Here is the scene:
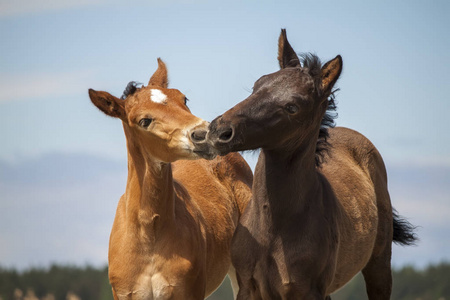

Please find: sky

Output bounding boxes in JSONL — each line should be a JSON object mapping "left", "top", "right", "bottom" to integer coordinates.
{"left": 0, "top": 0, "right": 449, "bottom": 270}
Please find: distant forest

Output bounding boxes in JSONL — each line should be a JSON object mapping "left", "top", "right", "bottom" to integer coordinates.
{"left": 0, "top": 262, "right": 449, "bottom": 300}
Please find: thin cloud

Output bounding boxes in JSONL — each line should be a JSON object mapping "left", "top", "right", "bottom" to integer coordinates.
{"left": 0, "top": 70, "right": 97, "bottom": 102}
{"left": 0, "top": 0, "right": 106, "bottom": 17}
{"left": 0, "top": 0, "right": 204, "bottom": 17}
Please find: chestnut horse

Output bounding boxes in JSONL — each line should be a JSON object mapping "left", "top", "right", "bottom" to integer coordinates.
{"left": 204, "top": 30, "right": 416, "bottom": 299}
{"left": 88, "top": 59, "right": 252, "bottom": 299}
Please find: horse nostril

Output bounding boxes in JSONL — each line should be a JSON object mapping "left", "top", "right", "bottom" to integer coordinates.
{"left": 218, "top": 127, "right": 234, "bottom": 142}
{"left": 191, "top": 129, "right": 207, "bottom": 142}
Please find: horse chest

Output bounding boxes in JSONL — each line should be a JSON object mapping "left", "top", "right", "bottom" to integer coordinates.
{"left": 248, "top": 248, "right": 310, "bottom": 299}
{"left": 233, "top": 205, "right": 338, "bottom": 298}
{"left": 133, "top": 272, "right": 174, "bottom": 300}
{"left": 110, "top": 237, "right": 199, "bottom": 300}
{"left": 114, "top": 260, "right": 190, "bottom": 300}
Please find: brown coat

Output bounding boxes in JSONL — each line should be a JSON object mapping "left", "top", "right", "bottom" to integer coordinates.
{"left": 89, "top": 59, "right": 252, "bottom": 299}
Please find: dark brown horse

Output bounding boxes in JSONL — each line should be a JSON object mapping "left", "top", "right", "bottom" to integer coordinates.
{"left": 202, "top": 30, "right": 416, "bottom": 299}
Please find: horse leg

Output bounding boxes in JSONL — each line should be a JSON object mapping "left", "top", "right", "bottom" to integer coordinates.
{"left": 228, "top": 266, "right": 239, "bottom": 299}
{"left": 301, "top": 292, "right": 328, "bottom": 300}
{"left": 361, "top": 246, "right": 392, "bottom": 300}
{"left": 236, "top": 282, "right": 259, "bottom": 300}
{"left": 235, "top": 274, "right": 263, "bottom": 300}
{"left": 280, "top": 284, "right": 328, "bottom": 300}
{"left": 111, "top": 288, "right": 118, "bottom": 300}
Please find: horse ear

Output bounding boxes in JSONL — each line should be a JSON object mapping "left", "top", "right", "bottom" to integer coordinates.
{"left": 321, "top": 55, "right": 342, "bottom": 94}
{"left": 88, "top": 89, "right": 126, "bottom": 121}
{"left": 278, "top": 29, "right": 300, "bottom": 69}
{"left": 148, "top": 58, "right": 169, "bottom": 88}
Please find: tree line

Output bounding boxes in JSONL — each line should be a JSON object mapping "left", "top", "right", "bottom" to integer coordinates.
{"left": 0, "top": 262, "right": 449, "bottom": 300}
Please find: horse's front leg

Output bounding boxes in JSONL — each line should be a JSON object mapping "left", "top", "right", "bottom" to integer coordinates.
{"left": 235, "top": 274, "right": 263, "bottom": 300}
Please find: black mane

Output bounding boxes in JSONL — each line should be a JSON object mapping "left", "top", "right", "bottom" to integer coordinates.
{"left": 300, "top": 53, "right": 338, "bottom": 167}
{"left": 120, "top": 81, "right": 142, "bottom": 100}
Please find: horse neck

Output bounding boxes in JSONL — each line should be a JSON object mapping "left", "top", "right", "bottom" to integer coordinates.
{"left": 254, "top": 141, "right": 321, "bottom": 217}
{"left": 123, "top": 127, "right": 175, "bottom": 230}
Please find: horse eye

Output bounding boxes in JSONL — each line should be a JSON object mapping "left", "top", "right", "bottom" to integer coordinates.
{"left": 285, "top": 104, "right": 299, "bottom": 114}
{"left": 139, "top": 118, "right": 152, "bottom": 128}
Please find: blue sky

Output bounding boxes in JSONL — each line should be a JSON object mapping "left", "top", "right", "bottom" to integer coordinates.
{"left": 0, "top": 0, "right": 449, "bottom": 269}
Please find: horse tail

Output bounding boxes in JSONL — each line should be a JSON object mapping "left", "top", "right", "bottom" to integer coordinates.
{"left": 392, "top": 208, "right": 417, "bottom": 246}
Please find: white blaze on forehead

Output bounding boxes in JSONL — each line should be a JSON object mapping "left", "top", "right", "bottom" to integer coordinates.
{"left": 150, "top": 89, "right": 167, "bottom": 103}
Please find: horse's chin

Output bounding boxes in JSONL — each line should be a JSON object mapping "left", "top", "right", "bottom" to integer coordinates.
{"left": 193, "top": 150, "right": 217, "bottom": 160}
{"left": 205, "top": 143, "right": 231, "bottom": 157}
{"left": 212, "top": 138, "right": 250, "bottom": 156}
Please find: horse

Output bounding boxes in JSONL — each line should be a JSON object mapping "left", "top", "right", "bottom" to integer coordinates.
{"left": 88, "top": 58, "right": 252, "bottom": 299}
{"left": 202, "top": 30, "right": 416, "bottom": 299}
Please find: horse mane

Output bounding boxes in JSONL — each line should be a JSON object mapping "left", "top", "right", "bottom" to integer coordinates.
{"left": 120, "top": 81, "right": 142, "bottom": 100}
{"left": 300, "top": 53, "right": 338, "bottom": 167}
